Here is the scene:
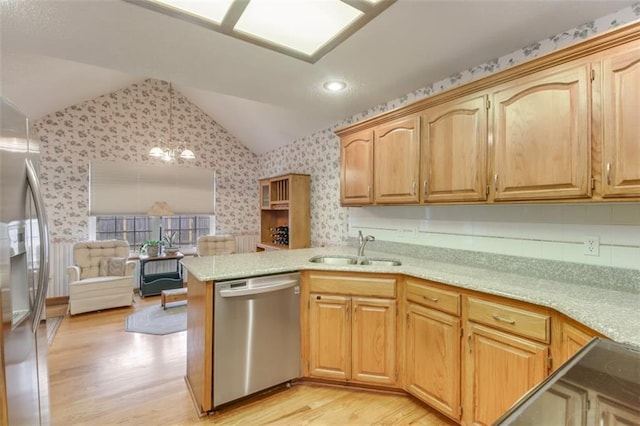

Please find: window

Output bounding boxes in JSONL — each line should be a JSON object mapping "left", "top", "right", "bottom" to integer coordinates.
{"left": 162, "top": 216, "right": 210, "bottom": 247}
{"left": 95, "top": 215, "right": 210, "bottom": 250}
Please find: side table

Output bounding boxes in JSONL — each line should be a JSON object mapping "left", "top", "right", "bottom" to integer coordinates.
{"left": 138, "top": 253, "right": 184, "bottom": 297}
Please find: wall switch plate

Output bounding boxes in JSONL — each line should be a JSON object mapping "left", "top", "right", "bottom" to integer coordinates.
{"left": 583, "top": 236, "right": 600, "bottom": 256}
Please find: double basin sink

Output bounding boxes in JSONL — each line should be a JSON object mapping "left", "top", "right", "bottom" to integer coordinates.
{"left": 308, "top": 255, "right": 402, "bottom": 267}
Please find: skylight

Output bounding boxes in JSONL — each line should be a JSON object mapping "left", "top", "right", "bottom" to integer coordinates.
{"left": 126, "top": 0, "right": 396, "bottom": 63}
{"left": 235, "top": 0, "right": 363, "bottom": 56}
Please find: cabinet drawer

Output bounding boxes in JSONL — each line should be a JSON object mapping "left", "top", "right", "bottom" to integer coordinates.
{"left": 466, "top": 297, "right": 550, "bottom": 343}
{"left": 406, "top": 278, "right": 460, "bottom": 316}
{"left": 308, "top": 272, "right": 396, "bottom": 298}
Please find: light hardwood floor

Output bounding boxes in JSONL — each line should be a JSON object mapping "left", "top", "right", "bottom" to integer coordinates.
{"left": 47, "top": 296, "right": 456, "bottom": 426}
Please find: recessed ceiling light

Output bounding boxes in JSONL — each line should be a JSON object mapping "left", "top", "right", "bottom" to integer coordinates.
{"left": 323, "top": 80, "right": 347, "bottom": 92}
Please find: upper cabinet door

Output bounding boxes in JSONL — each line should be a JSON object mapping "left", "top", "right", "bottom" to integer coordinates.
{"left": 340, "top": 129, "right": 374, "bottom": 205}
{"left": 374, "top": 116, "right": 421, "bottom": 204}
{"left": 421, "top": 94, "right": 488, "bottom": 203}
{"left": 601, "top": 40, "right": 640, "bottom": 198}
{"left": 491, "top": 63, "right": 592, "bottom": 201}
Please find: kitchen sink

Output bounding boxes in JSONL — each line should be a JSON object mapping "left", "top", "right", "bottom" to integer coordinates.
{"left": 308, "top": 255, "right": 358, "bottom": 265}
{"left": 359, "top": 258, "right": 402, "bottom": 266}
{"left": 308, "top": 255, "right": 402, "bottom": 266}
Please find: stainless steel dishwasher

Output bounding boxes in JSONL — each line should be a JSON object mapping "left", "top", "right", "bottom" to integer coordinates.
{"left": 213, "top": 272, "right": 300, "bottom": 408}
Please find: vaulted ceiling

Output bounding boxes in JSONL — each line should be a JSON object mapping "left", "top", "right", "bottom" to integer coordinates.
{"left": 1, "top": 0, "right": 635, "bottom": 155}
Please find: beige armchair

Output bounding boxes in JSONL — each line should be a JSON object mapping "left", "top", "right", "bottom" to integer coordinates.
{"left": 197, "top": 235, "right": 236, "bottom": 256}
{"left": 67, "top": 240, "right": 135, "bottom": 315}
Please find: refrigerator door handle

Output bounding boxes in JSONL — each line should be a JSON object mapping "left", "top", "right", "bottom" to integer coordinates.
{"left": 26, "top": 158, "right": 50, "bottom": 333}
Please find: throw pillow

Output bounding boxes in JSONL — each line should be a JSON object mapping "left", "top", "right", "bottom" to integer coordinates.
{"left": 98, "top": 257, "right": 126, "bottom": 276}
{"left": 98, "top": 258, "right": 109, "bottom": 277}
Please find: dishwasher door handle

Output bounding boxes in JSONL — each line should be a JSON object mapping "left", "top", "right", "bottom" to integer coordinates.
{"left": 219, "top": 280, "right": 298, "bottom": 298}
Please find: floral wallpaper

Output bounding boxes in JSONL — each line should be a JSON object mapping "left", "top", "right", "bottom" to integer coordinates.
{"left": 33, "top": 78, "right": 259, "bottom": 243}
{"left": 258, "top": 4, "right": 640, "bottom": 247}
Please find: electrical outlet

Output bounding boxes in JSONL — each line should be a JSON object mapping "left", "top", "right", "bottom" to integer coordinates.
{"left": 396, "top": 228, "right": 416, "bottom": 239}
{"left": 583, "top": 236, "right": 600, "bottom": 256}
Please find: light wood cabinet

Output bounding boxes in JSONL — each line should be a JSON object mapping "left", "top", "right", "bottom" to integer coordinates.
{"left": 601, "top": 40, "right": 640, "bottom": 198}
{"left": 463, "top": 295, "right": 551, "bottom": 425}
{"left": 374, "top": 116, "right": 420, "bottom": 204}
{"left": 340, "top": 129, "right": 374, "bottom": 205}
{"left": 559, "top": 319, "right": 595, "bottom": 366}
{"left": 491, "top": 62, "right": 592, "bottom": 201}
{"left": 596, "top": 395, "right": 640, "bottom": 425}
{"left": 511, "top": 379, "right": 589, "bottom": 426}
{"left": 406, "top": 302, "right": 461, "bottom": 421}
{"left": 464, "top": 322, "right": 549, "bottom": 426}
{"left": 308, "top": 294, "right": 351, "bottom": 381}
{"left": 420, "top": 94, "right": 488, "bottom": 203}
{"left": 351, "top": 297, "right": 397, "bottom": 385}
{"left": 305, "top": 272, "right": 397, "bottom": 386}
{"left": 258, "top": 174, "right": 310, "bottom": 251}
{"left": 335, "top": 22, "right": 640, "bottom": 205}
{"left": 404, "top": 278, "right": 462, "bottom": 421}
{"left": 309, "top": 293, "right": 396, "bottom": 385}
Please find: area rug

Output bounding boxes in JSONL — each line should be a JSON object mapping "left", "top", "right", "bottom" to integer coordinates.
{"left": 125, "top": 302, "right": 187, "bottom": 335}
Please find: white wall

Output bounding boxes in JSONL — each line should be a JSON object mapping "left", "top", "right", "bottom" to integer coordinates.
{"left": 349, "top": 204, "right": 640, "bottom": 269}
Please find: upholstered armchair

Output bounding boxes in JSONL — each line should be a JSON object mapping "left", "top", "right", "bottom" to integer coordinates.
{"left": 67, "top": 240, "right": 135, "bottom": 315}
{"left": 196, "top": 235, "right": 236, "bottom": 256}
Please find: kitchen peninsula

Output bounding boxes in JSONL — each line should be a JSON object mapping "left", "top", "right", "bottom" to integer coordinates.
{"left": 181, "top": 247, "right": 639, "bottom": 423}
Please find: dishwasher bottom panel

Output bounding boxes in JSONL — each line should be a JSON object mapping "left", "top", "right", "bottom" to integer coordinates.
{"left": 213, "top": 273, "right": 300, "bottom": 408}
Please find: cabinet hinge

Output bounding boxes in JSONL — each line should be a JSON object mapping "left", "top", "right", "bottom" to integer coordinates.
{"left": 591, "top": 177, "right": 596, "bottom": 190}
{"left": 547, "top": 356, "right": 553, "bottom": 371}
{"left": 591, "top": 69, "right": 595, "bottom": 81}
{"left": 459, "top": 406, "right": 463, "bottom": 416}
{"left": 485, "top": 96, "right": 491, "bottom": 109}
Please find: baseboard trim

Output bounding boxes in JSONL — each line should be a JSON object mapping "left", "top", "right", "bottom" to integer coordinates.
{"left": 47, "top": 296, "right": 69, "bottom": 306}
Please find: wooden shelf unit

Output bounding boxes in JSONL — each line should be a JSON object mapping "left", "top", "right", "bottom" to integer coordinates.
{"left": 258, "top": 174, "right": 310, "bottom": 251}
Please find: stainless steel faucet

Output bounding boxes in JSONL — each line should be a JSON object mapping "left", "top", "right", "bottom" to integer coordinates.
{"left": 357, "top": 230, "right": 375, "bottom": 257}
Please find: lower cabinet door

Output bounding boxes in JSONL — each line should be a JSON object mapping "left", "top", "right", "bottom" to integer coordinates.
{"left": 405, "top": 303, "right": 461, "bottom": 421}
{"left": 351, "top": 297, "right": 397, "bottom": 385}
{"left": 560, "top": 320, "right": 594, "bottom": 366}
{"left": 465, "top": 322, "right": 548, "bottom": 426}
{"left": 308, "top": 294, "right": 351, "bottom": 381}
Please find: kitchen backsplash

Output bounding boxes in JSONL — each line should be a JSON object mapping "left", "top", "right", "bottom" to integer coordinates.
{"left": 33, "top": 78, "right": 260, "bottom": 243}
{"left": 258, "top": 4, "right": 640, "bottom": 270}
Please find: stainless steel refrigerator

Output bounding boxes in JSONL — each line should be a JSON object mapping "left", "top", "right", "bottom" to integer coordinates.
{"left": 0, "top": 97, "right": 50, "bottom": 425}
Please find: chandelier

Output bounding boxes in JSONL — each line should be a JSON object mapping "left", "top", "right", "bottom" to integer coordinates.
{"left": 149, "top": 83, "right": 196, "bottom": 162}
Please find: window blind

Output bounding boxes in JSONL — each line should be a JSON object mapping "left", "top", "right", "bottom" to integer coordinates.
{"left": 89, "top": 161, "right": 215, "bottom": 215}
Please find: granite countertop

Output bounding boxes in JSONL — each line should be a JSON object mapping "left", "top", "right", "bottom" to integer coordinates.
{"left": 181, "top": 246, "right": 640, "bottom": 347}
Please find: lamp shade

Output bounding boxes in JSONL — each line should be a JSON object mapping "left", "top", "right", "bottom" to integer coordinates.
{"left": 147, "top": 201, "right": 174, "bottom": 216}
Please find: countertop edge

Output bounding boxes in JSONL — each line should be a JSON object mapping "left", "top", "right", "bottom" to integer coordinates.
{"left": 181, "top": 247, "right": 640, "bottom": 346}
